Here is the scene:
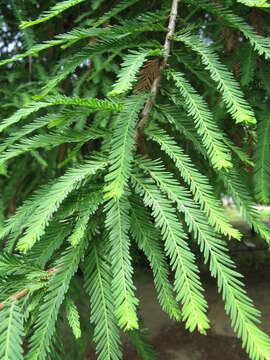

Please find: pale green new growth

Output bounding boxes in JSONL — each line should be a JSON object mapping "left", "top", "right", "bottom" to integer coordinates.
{"left": 105, "top": 94, "right": 146, "bottom": 200}
{"left": 105, "top": 196, "right": 139, "bottom": 330}
{"left": 237, "top": 0, "right": 270, "bottom": 7}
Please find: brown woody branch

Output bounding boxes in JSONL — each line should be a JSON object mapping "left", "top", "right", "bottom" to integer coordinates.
{"left": 0, "top": 267, "right": 58, "bottom": 310}
{"left": 136, "top": 0, "right": 179, "bottom": 133}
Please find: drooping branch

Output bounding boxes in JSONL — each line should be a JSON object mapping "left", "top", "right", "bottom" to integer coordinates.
{"left": 136, "top": 0, "right": 179, "bottom": 132}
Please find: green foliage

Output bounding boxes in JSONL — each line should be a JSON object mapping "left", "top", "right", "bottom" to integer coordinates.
{"left": 167, "top": 70, "right": 232, "bottom": 170}
{"left": 174, "top": 32, "right": 256, "bottom": 124}
{"left": 146, "top": 125, "right": 241, "bottom": 240}
{"left": 0, "top": 96, "right": 120, "bottom": 133}
{"left": 0, "top": 301, "right": 25, "bottom": 360}
{"left": 26, "top": 229, "right": 93, "bottom": 360}
{"left": 128, "top": 325, "right": 156, "bottom": 360}
{"left": 0, "top": 0, "right": 270, "bottom": 359}
{"left": 239, "top": 45, "right": 256, "bottom": 87}
{"left": 0, "top": 127, "right": 106, "bottom": 165}
{"left": 65, "top": 297, "right": 82, "bottom": 339}
{"left": 104, "top": 94, "right": 146, "bottom": 200}
{"left": 236, "top": 0, "right": 270, "bottom": 8}
{"left": 187, "top": 0, "right": 270, "bottom": 60}
{"left": 109, "top": 50, "right": 149, "bottom": 96}
{"left": 14, "top": 157, "right": 106, "bottom": 253}
{"left": 105, "top": 196, "right": 139, "bottom": 330}
{"left": 135, "top": 156, "right": 270, "bottom": 358}
{"left": 221, "top": 168, "right": 270, "bottom": 245}
{"left": 254, "top": 116, "right": 270, "bottom": 204}
{"left": 131, "top": 169, "right": 209, "bottom": 333}
{"left": 84, "top": 239, "right": 122, "bottom": 360}
{"left": 20, "top": 0, "right": 87, "bottom": 28}
{"left": 130, "top": 196, "right": 181, "bottom": 321}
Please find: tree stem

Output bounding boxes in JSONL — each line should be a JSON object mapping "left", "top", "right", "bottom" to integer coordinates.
{"left": 136, "top": 0, "right": 179, "bottom": 132}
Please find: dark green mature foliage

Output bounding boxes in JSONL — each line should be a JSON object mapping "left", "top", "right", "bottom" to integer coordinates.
{"left": 0, "top": 0, "right": 270, "bottom": 359}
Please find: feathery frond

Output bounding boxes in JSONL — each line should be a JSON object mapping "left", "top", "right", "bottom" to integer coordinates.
{"left": 109, "top": 50, "right": 149, "bottom": 96}
{"left": 131, "top": 170, "right": 209, "bottom": 334}
{"left": 68, "top": 192, "right": 103, "bottom": 247}
{"left": 0, "top": 127, "right": 106, "bottom": 165}
{"left": 159, "top": 104, "right": 207, "bottom": 158}
{"left": 186, "top": 0, "right": 270, "bottom": 60}
{"left": 15, "top": 156, "right": 106, "bottom": 252}
{"left": 84, "top": 239, "right": 122, "bottom": 360}
{"left": 130, "top": 196, "right": 181, "bottom": 321}
{"left": 0, "top": 108, "right": 90, "bottom": 152}
{"left": 105, "top": 196, "right": 139, "bottom": 330}
{"left": 26, "top": 226, "right": 94, "bottom": 360}
{"left": 65, "top": 297, "right": 81, "bottom": 340}
{"left": 93, "top": 0, "right": 139, "bottom": 28}
{"left": 0, "top": 16, "right": 163, "bottom": 67}
{"left": 104, "top": 94, "right": 146, "bottom": 200}
{"left": 240, "top": 44, "right": 256, "bottom": 87}
{"left": 26, "top": 221, "right": 72, "bottom": 268}
{"left": 174, "top": 32, "right": 256, "bottom": 124}
{"left": 236, "top": 0, "right": 270, "bottom": 8}
{"left": 220, "top": 168, "right": 270, "bottom": 245}
{"left": 128, "top": 326, "right": 156, "bottom": 360}
{"left": 167, "top": 70, "right": 232, "bottom": 170}
{"left": 20, "top": 0, "right": 87, "bottom": 28}
{"left": 146, "top": 124, "right": 241, "bottom": 239}
{"left": 136, "top": 156, "right": 270, "bottom": 359}
{"left": 0, "top": 96, "right": 120, "bottom": 133}
{"left": 0, "top": 301, "right": 25, "bottom": 360}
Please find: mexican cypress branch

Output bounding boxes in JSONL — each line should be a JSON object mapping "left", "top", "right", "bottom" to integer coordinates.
{"left": 1, "top": 1, "right": 270, "bottom": 359}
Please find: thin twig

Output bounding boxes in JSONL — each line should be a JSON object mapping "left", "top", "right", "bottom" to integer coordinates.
{"left": 0, "top": 267, "right": 58, "bottom": 310}
{"left": 136, "top": 0, "right": 179, "bottom": 132}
